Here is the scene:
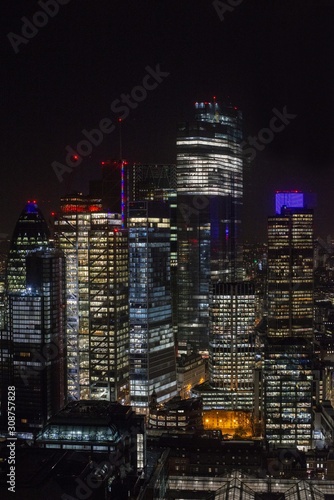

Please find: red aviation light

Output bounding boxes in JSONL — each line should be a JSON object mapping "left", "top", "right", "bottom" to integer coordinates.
{"left": 101, "top": 160, "right": 112, "bottom": 167}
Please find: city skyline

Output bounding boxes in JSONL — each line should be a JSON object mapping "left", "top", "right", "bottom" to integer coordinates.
{"left": 2, "top": 0, "right": 334, "bottom": 242}
{"left": 2, "top": 3, "right": 334, "bottom": 498}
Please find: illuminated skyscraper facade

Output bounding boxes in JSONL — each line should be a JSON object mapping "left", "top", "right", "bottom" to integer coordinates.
{"left": 1, "top": 201, "right": 52, "bottom": 431}
{"left": 128, "top": 163, "right": 177, "bottom": 265}
{"left": 208, "top": 282, "right": 256, "bottom": 409}
{"left": 54, "top": 195, "right": 129, "bottom": 402}
{"left": 267, "top": 208, "right": 314, "bottom": 339}
{"left": 128, "top": 201, "right": 177, "bottom": 413}
{"left": 193, "top": 281, "right": 256, "bottom": 412}
{"left": 177, "top": 101, "right": 243, "bottom": 353}
{"left": 128, "top": 163, "right": 178, "bottom": 336}
{"left": 264, "top": 338, "right": 313, "bottom": 450}
{"left": 265, "top": 207, "right": 314, "bottom": 449}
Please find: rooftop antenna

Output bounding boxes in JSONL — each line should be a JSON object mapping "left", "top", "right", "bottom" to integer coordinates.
{"left": 118, "top": 118, "right": 122, "bottom": 161}
{"left": 118, "top": 118, "right": 126, "bottom": 228}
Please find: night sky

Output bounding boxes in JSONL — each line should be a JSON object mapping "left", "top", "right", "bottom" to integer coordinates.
{"left": 2, "top": 0, "right": 334, "bottom": 241}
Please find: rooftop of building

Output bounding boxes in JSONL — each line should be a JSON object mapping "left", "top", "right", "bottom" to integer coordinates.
{"left": 154, "top": 396, "right": 202, "bottom": 414}
{"left": 0, "top": 446, "right": 138, "bottom": 500}
{"left": 46, "top": 400, "right": 135, "bottom": 426}
{"left": 157, "top": 433, "right": 264, "bottom": 451}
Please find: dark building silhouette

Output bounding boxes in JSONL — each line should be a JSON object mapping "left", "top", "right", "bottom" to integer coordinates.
{"left": 1, "top": 248, "right": 66, "bottom": 433}
{"left": 89, "top": 160, "right": 127, "bottom": 225}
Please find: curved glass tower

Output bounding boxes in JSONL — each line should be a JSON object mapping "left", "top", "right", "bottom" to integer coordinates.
{"left": 6, "top": 201, "right": 50, "bottom": 293}
{"left": 177, "top": 101, "right": 243, "bottom": 354}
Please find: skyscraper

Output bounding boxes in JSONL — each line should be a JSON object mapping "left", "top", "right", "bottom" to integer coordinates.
{"left": 89, "top": 159, "right": 127, "bottom": 226}
{"left": 128, "top": 163, "right": 178, "bottom": 337}
{"left": 264, "top": 205, "right": 314, "bottom": 449}
{"left": 192, "top": 281, "right": 256, "bottom": 420}
{"left": 1, "top": 201, "right": 53, "bottom": 431}
{"left": 267, "top": 207, "right": 314, "bottom": 339}
{"left": 128, "top": 163, "right": 177, "bottom": 202}
{"left": 177, "top": 101, "right": 243, "bottom": 353}
{"left": 54, "top": 194, "right": 129, "bottom": 402}
{"left": 128, "top": 201, "right": 177, "bottom": 413}
{"left": 2, "top": 248, "right": 66, "bottom": 433}
{"left": 208, "top": 281, "right": 256, "bottom": 410}
{"left": 6, "top": 201, "right": 50, "bottom": 293}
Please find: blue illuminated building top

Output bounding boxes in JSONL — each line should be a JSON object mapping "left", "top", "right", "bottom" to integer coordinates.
{"left": 275, "top": 191, "right": 304, "bottom": 214}
{"left": 25, "top": 200, "right": 39, "bottom": 214}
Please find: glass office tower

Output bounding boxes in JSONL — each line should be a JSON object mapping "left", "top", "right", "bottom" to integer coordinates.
{"left": 265, "top": 206, "right": 314, "bottom": 450}
{"left": 128, "top": 163, "right": 177, "bottom": 265}
{"left": 1, "top": 201, "right": 52, "bottom": 431}
{"left": 4, "top": 248, "right": 66, "bottom": 433}
{"left": 128, "top": 164, "right": 178, "bottom": 339}
{"left": 267, "top": 208, "right": 314, "bottom": 340}
{"left": 54, "top": 194, "right": 129, "bottom": 402}
{"left": 177, "top": 101, "right": 243, "bottom": 353}
{"left": 128, "top": 201, "right": 177, "bottom": 413}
